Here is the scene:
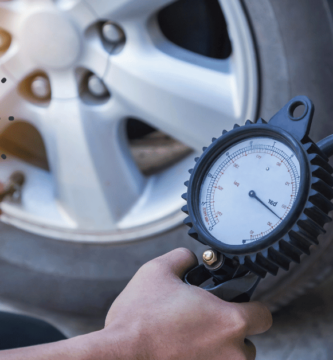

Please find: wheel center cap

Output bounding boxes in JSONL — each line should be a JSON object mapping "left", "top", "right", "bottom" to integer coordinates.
{"left": 22, "top": 11, "right": 81, "bottom": 69}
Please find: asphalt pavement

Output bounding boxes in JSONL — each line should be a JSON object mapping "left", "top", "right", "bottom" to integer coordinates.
{"left": 252, "top": 274, "right": 333, "bottom": 359}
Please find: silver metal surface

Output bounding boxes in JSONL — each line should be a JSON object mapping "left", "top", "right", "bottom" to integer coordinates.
{"left": 31, "top": 76, "right": 51, "bottom": 99}
{"left": 102, "top": 21, "right": 125, "bottom": 44}
{"left": 0, "top": 30, "right": 10, "bottom": 51}
{"left": 0, "top": 0, "right": 258, "bottom": 242}
{"left": 87, "top": 74, "right": 108, "bottom": 97}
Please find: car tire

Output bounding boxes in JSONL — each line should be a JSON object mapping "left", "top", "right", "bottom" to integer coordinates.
{"left": 242, "top": 0, "right": 333, "bottom": 309}
{"left": 0, "top": 0, "right": 333, "bottom": 336}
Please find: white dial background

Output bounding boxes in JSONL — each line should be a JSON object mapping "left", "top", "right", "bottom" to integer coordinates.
{"left": 199, "top": 137, "right": 301, "bottom": 246}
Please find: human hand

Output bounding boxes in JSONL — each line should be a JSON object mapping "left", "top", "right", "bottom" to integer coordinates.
{"left": 103, "top": 248, "right": 272, "bottom": 360}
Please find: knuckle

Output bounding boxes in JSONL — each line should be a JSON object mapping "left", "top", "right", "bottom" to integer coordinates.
{"left": 141, "top": 256, "right": 168, "bottom": 276}
{"left": 141, "top": 248, "right": 196, "bottom": 272}
{"left": 176, "top": 247, "right": 196, "bottom": 258}
{"left": 142, "top": 258, "right": 161, "bottom": 271}
{"left": 139, "top": 258, "right": 162, "bottom": 275}
{"left": 229, "top": 308, "right": 249, "bottom": 335}
{"left": 169, "top": 247, "right": 198, "bottom": 264}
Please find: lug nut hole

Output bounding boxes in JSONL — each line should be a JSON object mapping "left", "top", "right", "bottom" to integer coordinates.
{"left": 102, "top": 22, "right": 125, "bottom": 44}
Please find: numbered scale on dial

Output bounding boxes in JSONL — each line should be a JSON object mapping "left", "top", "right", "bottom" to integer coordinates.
{"left": 182, "top": 96, "right": 333, "bottom": 282}
{"left": 200, "top": 137, "right": 300, "bottom": 246}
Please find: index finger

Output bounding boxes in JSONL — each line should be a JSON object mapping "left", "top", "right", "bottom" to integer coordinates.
{"left": 153, "top": 248, "right": 199, "bottom": 279}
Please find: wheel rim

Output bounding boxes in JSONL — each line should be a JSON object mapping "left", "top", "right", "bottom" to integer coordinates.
{"left": 0, "top": 0, "right": 258, "bottom": 242}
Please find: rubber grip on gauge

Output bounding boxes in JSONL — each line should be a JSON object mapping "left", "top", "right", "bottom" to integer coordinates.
{"left": 184, "top": 265, "right": 261, "bottom": 303}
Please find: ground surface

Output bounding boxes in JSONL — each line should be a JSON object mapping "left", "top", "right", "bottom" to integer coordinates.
{"left": 252, "top": 274, "right": 333, "bottom": 359}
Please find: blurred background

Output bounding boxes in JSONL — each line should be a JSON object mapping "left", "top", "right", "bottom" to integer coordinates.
{"left": 0, "top": 0, "right": 333, "bottom": 357}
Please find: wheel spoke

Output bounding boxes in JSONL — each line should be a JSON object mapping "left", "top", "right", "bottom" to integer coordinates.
{"left": 105, "top": 32, "right": 238, "bottom": 151}
{"left": 0, "top": 72, "right": 16, "bottom": 101}
{"left": 48, "top": 70, "right": 79, "bottom": 99}
{"left": 0, "top": 156, "right": 69, "bottom": 229}
{"left": 60, "top": 0, "right": 98, "bottom": 31}
{"left": 41, "top": 98, "right": 146, "bottom": 229}
{"left": 64, "top": 1, "right": 109, "bottom": 79}
{"left": 0, "top": 89, "right": 44, "bottom": 131}
{"left": 0, "top": 2, "right": 24, "bottom": 34}
{"left": 0, "top": 75, "right": 18, "bottom": 133}
{"left": 78, "top": 41, "right": 109, "bottom": 80}
{"left": 83, "top": 0, "right": 175, "bottom": 20}
{"left": 0, "top": 46, "right": 35, "bottom": 84}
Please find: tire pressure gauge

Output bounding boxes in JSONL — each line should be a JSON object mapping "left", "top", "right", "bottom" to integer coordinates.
{"left": 182, "top": 96, "right": 333, "bottom": 302}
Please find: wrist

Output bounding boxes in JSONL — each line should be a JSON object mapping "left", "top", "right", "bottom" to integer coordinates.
{"left": 58, "top": 330, "right": 121, "bottom": 360}
{"left": 0, "top": 328, "right": 128, "bottom": 360}
{"left": 76, "top": 330, "right": 120, "bottom": 360}
{"left": 83, "top": 325, "right": 137, "bottom": 360}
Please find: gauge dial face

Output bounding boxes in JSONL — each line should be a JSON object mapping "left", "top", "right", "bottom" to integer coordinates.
{"left": 199, "top": 137, "right": 301, "bottom": 246}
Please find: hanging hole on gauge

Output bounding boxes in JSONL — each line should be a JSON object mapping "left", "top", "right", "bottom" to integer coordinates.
{"left": 288, "top": 100, "right": 308, "bottom": 121}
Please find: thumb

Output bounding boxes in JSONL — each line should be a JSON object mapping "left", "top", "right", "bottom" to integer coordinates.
{"left": 156, "top": 248, "right": 198, "bottom": 280}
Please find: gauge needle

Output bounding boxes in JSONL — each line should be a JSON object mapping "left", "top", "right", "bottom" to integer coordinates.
{"left": 249, "top": 190, "right": 282, "bottom": 220}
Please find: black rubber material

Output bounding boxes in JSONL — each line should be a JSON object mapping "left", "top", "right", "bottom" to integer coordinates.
{"left": 184, "top": 265, "right": 261, "bottom": 302}
{"left": 242, "top": 0, "right": 333, "bottom": 310}
{"left": 317, "top": 135, "right": 333, "bottom": 158}
{"left": 184, "top": 123, "right": 311, "bottom": 258}
{"left": 0, "top": 312, "right": 66, "bottom": 350}
{"left": 183, "top": 96, "right": 333, "bottom": 279}
{"left": 244, "top": 0, "right": 333, "bottom": 143}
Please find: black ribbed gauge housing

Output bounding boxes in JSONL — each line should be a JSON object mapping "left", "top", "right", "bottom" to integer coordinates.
{"left": 181, "top": 96, "right": 333, "bottom": 278}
